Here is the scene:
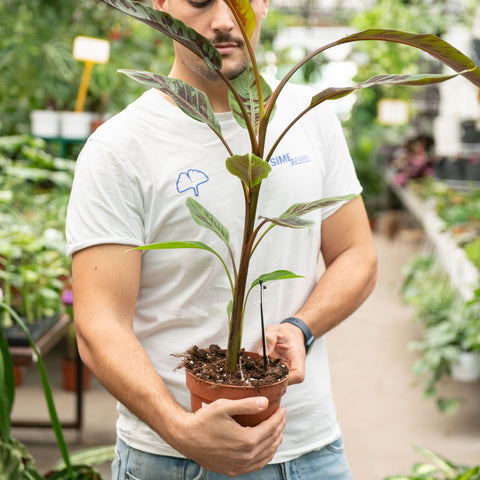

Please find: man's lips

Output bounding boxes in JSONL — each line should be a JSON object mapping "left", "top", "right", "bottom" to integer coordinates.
{"left": 214, "top": 42, "right": 240, "bottom": 55}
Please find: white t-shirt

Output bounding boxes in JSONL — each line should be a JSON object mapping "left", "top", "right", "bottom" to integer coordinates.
{"left": 66, "top": 81, "right": 362, "bottom": 463}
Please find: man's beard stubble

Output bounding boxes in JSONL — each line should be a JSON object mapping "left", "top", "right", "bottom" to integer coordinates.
{"left": 190, "top": 32, "right": 250, "bottom": 82}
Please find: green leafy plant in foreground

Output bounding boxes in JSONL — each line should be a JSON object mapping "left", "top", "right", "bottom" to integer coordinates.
{"left": 99, "top": 0, "right": 480, "bottom": 373}
{"left": 385, "top": 447, "right": 480, "bottom": 480}
{"left": 0, "top": 294, "right": 112, "bottom": 479}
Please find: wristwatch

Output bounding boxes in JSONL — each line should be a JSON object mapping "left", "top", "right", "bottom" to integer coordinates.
{"left": 281, "top": 317, "right": 315, "bottom": 353}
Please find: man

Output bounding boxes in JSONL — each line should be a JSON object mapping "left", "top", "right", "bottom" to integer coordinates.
{"left": 66, "top": 0, "right": 377, "bottom": 478}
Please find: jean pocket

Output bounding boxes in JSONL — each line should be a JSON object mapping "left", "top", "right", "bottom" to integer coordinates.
{"left": 111, "top": 449, "right": 121, "bottom": 480}
{"left": 325, "top": 436, "right": 345, "bottom": 455}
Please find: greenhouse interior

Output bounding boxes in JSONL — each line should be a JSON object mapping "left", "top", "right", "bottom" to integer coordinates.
{"left": 1, "top": 0, "right": 480, "bottom": 479}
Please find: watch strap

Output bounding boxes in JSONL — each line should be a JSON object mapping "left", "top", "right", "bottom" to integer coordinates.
{"left": 281, "top": 317, "right": 315, "bottom": 353}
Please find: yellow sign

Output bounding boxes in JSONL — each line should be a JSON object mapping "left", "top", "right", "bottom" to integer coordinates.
{"left": 73, "top": 36, "right": 110, "bottom": 112}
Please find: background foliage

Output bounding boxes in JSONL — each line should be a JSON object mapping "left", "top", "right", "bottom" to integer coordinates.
{"left": 0, "top": 0, "right": 174, "bottom": 135}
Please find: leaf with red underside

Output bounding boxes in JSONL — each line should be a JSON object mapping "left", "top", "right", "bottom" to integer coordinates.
{"left": 223, "top": 0, "right": 256, "bottom": 38}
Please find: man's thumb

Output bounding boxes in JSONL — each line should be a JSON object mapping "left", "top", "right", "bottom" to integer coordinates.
{"left": 222, "top": 396, "right": 269, "bottom": 417}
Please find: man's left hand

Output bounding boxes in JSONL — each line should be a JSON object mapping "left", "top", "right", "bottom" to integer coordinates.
{"left": 260, "top": 323, "right": 306, "bottom": 385}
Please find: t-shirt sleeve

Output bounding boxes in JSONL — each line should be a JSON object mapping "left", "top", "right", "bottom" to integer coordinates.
{"left": 318, "top": 104, "right": 362, "bottom": 219}
{"left": 65, "top": 137, "right": 145, "bottom": 257}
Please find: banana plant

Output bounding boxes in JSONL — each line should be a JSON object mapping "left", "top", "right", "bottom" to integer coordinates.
{"left": 99, "top": 0, "right": 480, "bottom": 372}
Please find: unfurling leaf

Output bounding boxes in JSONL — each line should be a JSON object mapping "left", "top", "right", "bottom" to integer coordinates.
{"left": 223, "top": 0, "right": 256, "bottom": 38}
{"left": 226, "top": 153, "right": 271, "bottom": 189}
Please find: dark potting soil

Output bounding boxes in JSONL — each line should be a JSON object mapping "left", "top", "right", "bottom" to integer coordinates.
{"left": 179, "top": 344, "right": 289, "bottom": 389}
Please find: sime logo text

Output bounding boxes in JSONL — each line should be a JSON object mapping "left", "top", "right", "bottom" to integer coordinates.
{"left": 270, "top": 152, "right": 311, "bottom": 167}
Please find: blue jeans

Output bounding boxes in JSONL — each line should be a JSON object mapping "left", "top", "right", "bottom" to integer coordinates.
{"left": 112, "top": 437, "right": 352, "bottom": 480}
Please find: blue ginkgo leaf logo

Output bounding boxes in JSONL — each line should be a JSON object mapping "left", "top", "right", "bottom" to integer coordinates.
{"left": 176, "top": 169, "right": 209, "bottom": 197}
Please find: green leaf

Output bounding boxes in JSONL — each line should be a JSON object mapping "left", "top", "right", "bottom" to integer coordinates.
{"left": 226, "top": 153, "right": 271, "bottom": 189}
{"left": 135, "top": 241, "right": 217, "bottom": 255}
{"left": 223, "top": 0, "right": 256, "bottom": 38}
{"left": 412, "top": 462, "right": 438, "bottom": 476}
{"left": 262, "top": 28, "right": 480, "bottom": 151}
{"left": 186, "top": 197, "right": 230, "bottom": 246}
{"left": 259, "top": 194, "right": 357, "bottom": 230}
{"left": 260, "top": 215, "right": 314, "bottom": 229}
{"left": 415, "top": 448, "right": 457, "bottom": 477}
{"left": 437, "top": 397, "right": 460, "bottom": 414}
{"left": 458, "top": 466, "right": 480, "bottom": 480}
{"left": 281, "top": 194, "right": 358, "bottom": 218}
{"left": 250, "top": 270, "right": 304, "bottom": 289}
{"left": 228, "top": 67, "right": 273, "bottom": 129}
{"left": 0, "top": 303, "right": 74, "bottom": 479}
{"left": 311, "top": 72, "right": 466, "bottom": 107}
{"left": 335, "top": 30, "right": 480, "bottom": 88}
{"left": 99, "top": 0, "right": 222, "bottom": 71}
{"left": 0, "top": 328, "right": 14, "bottom": 440}
{"left": 47, "top": 464, "right": 103, "bottom": 480}
{"left": 53, "top": 445, "right": 115, "bottom": 470}
{"left": 135, "top": 241, "right": 235, "bottom": 297}
{"left": 118, "top": 70, "right": 222, "bottom": 138}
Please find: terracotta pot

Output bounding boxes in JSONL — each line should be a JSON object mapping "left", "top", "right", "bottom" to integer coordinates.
{"left": 185, "top": 352, "right": 288, "bottom": 427}
{"left": 13, "top": 366, "right": 23, "bottom": 387}
{"left": 62, "top": 358, "right": 92, "bottom": 392}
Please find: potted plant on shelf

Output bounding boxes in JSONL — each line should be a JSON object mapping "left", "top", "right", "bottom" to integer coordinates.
{"left": 98, "top": 0, "right": 480, "bottom": 424}
{"left": 403, "top": 254, "right": 480, "bottom": 413}
{"left": 0, "top": 136, "right": 73, "bottom": 344}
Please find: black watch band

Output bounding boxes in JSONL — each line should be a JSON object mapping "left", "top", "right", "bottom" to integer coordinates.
{"left": 281, "top": 317, "right": 315, "bottom": 353}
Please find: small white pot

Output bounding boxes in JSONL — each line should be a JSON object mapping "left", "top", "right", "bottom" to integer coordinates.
{"left": 59, "top": 111, "right": 94, "bottom": 140}
{"left": 30, "top": 110, "right": 60, "bottom": 138}
{"left": 451, "top": 351, "right": 480, "bottom": 382}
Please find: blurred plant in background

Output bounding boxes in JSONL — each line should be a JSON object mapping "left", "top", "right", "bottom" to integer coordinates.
{"left": 0, "top": 136, "right": 72, "bottom": 327}
{"left": 0, "top": 0, "right": 174, "bottom": 135}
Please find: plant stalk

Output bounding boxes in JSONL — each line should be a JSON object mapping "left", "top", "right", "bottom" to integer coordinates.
{"left": 225, "top": 184, "right": 261, "bottom": 371}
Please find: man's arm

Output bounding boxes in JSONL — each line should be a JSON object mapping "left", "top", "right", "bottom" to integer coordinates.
{"left": 264, "top": 196, "right": 378, "bottom": 384}
{"left": 72, "top": 244, "right": 286, "bottom": 477}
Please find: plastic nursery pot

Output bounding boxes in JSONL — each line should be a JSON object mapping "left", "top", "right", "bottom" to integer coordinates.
{"left": 451, "top": 351, "right": 480, "bottom": 382}
{"left": 185, "top": 351, "right": 288, "bottom": 427}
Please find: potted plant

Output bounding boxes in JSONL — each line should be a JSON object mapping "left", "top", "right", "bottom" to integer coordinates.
{"left": 403, "top": 255, "right": 480, "bottom": 412}
{"left": 450, "top": 287, "right": 480, "bottom": 382}
{"left": 98, "top": 0, "right": 480, "bottom": 423}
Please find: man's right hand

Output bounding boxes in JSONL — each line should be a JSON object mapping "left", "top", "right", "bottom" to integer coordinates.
{"left": 167, "top": 396, "right": 286, "bottom": 477}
